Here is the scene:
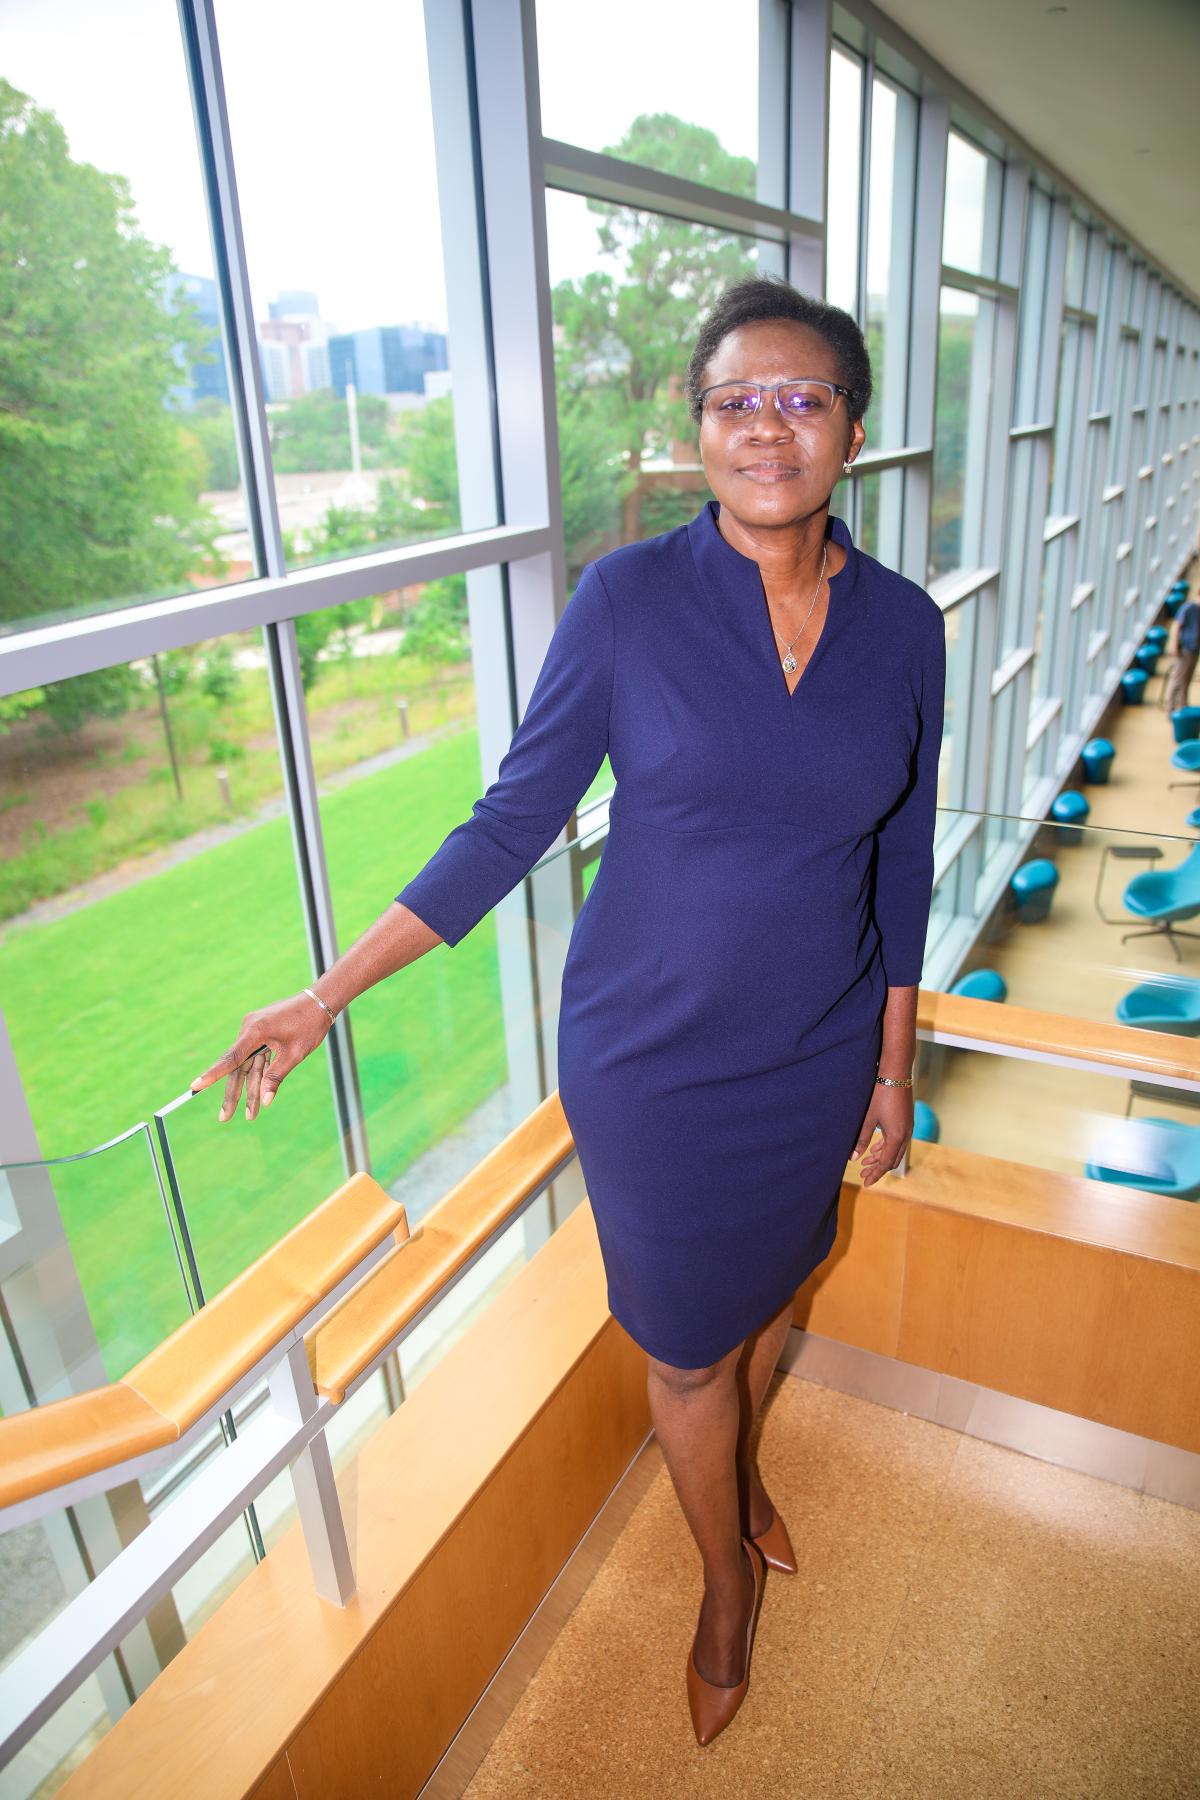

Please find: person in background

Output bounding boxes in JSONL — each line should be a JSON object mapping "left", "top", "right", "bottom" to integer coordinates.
{"left": 1163, "top": 584, "right": 1200, "bottom": 715}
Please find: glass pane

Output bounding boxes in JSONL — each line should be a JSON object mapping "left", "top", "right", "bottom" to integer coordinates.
{"left": 0, "top": 1132, "right": 190, "bottom": 1383}
{"left": 940, "top": 593, "right": 973, "bottom": 826}
{"left": 865, "top": 76, "right": 917, "bottom": 448}
{"left": 930, "top": 289, "right": 995, "bottom": 579}
{"left": 0, "top": 5, "right": 247, "bottom": 634}
{"left": 303, "top": 572, "right": 607, "bottom": 1229}
{"left": 1065, "top": 217, "right": 1089, "bottom": 309}
{"left": 214, "top": 0, "right": 483, "bottom": 569}
{"left": 853, "top": 467, "right": 904, "bottom": 569}
{"left": 1013, "top": 189, "right": 1051, "bottom": 426}
{"left": 546, "top": 190, "right": 766, "bottom": 578}
{"left": 942, "top": 130, "right": 1001, "bottom": 278}
{"left": 826, "top": 46, "right": 863, "bottom": 316}
{"left": 0, "top": 634, "right": 333, "bottom": 1348}
{"left": 535, "top": 0, "right": 761, "bottom": 198}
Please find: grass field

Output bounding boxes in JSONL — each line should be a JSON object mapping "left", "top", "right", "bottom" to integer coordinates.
{"left": 0, "top": 725, "right": 616, "bottom": 1378}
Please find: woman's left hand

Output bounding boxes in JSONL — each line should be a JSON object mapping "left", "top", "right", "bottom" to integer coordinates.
{"left": 852, "top": 1085, "right": 913, "bottom": 1186}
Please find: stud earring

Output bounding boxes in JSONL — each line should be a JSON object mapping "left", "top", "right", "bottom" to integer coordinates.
{"left": 842, "top": 461, "right": 853, "bottom": 475}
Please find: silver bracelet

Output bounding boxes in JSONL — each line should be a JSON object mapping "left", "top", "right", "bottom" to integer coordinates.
{"left": 304, "top": 986, "right": 337, "bottom": 1024}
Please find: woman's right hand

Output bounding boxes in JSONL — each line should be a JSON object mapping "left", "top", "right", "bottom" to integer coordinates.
{"left": 190, "top": 992, "right": 335, "bottom": 1122}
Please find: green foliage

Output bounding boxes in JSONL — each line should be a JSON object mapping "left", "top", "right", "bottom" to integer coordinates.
{"left": 198, "top": 642, "right": 239, "bottom": 706}
{"left": 39, "top": 665, "right": 144, "bottom": 735}
{"left": 552, "top": 114, "right": 754, "bottom": 576}
{"left": 0, "top": 81, "right": 222, "bottom": 647}
{"left": 268, "top": 386, "right": 389, "bottom": 473}
{"left": 397, "top": 574, "right": 468, "bottom": 671}
{"left": 184, "top": 398, "right": 241, "bottom": 492}
{"left": 384, "top": 395, "right": 461, "bottom": 534}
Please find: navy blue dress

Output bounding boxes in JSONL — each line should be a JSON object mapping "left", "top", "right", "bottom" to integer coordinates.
{"left": 396, "top": 502, "right": 947, "bottom": 1368}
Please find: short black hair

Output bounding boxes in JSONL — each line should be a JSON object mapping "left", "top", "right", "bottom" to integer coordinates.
{"left": 685, "top": 275, "right": 873, "bottom": 425}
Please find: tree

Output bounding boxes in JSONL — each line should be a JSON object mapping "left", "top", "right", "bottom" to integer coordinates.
{"left": 0, "top": 81, "right": 223, "bottom": 727}
{"left": 552, "top": 114, "right": 757, "bottom": 573}
{"left": 183, "top": 398, "right": 241, "bottom": 493}
{"left": 269, "top": 386, "right": 389, "bottom": 473}
{"left": 377, "top": 395, "right": 462, "bottom": 537}
{"left": 397, "top": 575, "right": 468, "bottom": 684}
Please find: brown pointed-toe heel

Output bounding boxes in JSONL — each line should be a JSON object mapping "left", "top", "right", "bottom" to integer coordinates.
{"left": 685, "top": 1537, "right": 765, "bottom": 1748}
{"left": 751, "top": 1506, "right": 798, "bottom": 1575}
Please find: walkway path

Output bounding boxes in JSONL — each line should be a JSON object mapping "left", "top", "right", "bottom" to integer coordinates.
{"left": 0, "top": 720, "right": 465, "bottom": 944}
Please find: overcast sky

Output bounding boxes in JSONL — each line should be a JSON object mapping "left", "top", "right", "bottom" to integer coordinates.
{"left": 3, "top": 0, "right": 979, "bottom": 337}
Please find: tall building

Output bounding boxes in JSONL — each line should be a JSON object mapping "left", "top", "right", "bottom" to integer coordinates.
{"left": 162, "top": 271, "right": 230, "bottom": 408}
{"left": 257, "top": 337, "right": 291, "bottom": 404}
{"left": 328, "top": 324, "right": 450, "bottom": 398}
{"left": 268, "top": 289, "right": 320, "bottom": 320}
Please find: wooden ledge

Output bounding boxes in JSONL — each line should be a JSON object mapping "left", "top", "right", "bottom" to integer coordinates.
{"left": 918, "top": 988, "right": 1200, "bottom": 1085}
{"left": 0, "top": 1172, "right": 405, "bottom": 1514}
{"left": 0, "top": 1384, "right": 176, "bottom": 1512}
{"left": 892, "top": 1137, "right": 1200, "bottom": 1270}
{"left": 308, "top": 1093, "right": 575, "bottom": 1405}
{"left": 125, "top": 1171, "right": 405, "bottom": 1429}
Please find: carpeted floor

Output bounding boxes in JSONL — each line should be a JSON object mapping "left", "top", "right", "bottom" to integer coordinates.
{"left": 464, "top": 1372, "right": 1200, "bottom": 1798}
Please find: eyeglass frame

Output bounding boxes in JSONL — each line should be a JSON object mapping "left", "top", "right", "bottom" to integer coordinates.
{"left": 697, "top": 377, "right": 855, "bottom": 424}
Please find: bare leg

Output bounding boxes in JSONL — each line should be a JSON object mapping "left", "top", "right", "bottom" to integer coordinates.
{"left": 647, "top": 1344, "right": 756, "bottom": 1686}
{"left": 734, "top": 1296, "right": 796, "bottom": 1538}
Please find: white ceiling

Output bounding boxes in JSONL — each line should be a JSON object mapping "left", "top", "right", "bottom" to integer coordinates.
{"left": 871, "top": 0, "right": 1200, "bottom": 300}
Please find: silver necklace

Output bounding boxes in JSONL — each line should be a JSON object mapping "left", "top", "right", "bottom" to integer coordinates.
{"left": 771, "top": 540, "right": 828, "bottom": 674}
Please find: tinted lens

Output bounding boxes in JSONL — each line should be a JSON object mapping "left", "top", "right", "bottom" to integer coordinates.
{"left": 706, "top": 384, "right": 761, "bottom": 418}
{"left": 778, "top": 381, "right": 834, "bottom": 416}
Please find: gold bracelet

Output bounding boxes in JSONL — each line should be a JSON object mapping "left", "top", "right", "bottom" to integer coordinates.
{"left": 875, "top": 1064, "right": 913, "bottom": 1088}
{"left": 304, "top": 985, "right": 337, "bottom": 1023}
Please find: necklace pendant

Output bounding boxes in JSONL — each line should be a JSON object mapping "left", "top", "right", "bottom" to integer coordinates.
{"left": 782, "top": 652, "right": 797, "bottom": 674}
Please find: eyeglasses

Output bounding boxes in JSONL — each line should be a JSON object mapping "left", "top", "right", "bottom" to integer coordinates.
{"left": 699, "top": 378, "right": 854, "bottom": 425}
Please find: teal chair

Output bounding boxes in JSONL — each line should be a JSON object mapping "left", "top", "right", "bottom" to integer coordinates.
{"left": 1168, "top": 741, "right": 1200, "bottom": 789}
{"left": 1145, "top": 626, "right": 1168, "bottom": 648}
{"left": 912, "top": 1100, "right": 939, "bottom": 1143}
{"left": 1011, "top": 859, "right": 1059, "bottom": 923}
{"left": 1121, "top": 668, "right": 1149, "bottom": 704}
{"left": 1082, "top": 738, "right": 1115, "bottom": 783}
{"left": 1116, "top": 978, "right": 1200, "bottom": 1035}
{"left": 1134, "top": 646, "right": 1160, "bottom": 676}
{"left": 1051, "top": 790, "right": 1089, "bottom": 846}
{"left": 950, "top": 969, "right": 1008, "bottom": 1002}
{"left": 1171, "top": 707, "right": 1200, "bottom": 744}
{"left": 1121, "top": 841, "right": 1200, "bottom": 958}
{"left": 1085, "top": 1116, "right": 1200, "bottom": 1201}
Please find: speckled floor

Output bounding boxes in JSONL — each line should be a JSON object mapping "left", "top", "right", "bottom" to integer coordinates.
{"left": 463, "top": 1373, "right": 1200, "bottom": 1799}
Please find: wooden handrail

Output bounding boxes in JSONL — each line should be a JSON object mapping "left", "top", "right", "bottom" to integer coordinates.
{"left": 0, "top": 1171, "right": 405, "bottom": 1512}
{"left": 307, "top": 1092, "right": 575, "bottom": 1403}
{"left": 918, "top": 989, "right": 1200, "bottom": 1084}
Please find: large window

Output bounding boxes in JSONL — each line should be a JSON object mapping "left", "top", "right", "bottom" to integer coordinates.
{"left": 864, "top": 75, "right": 917, "bottom": 448}
{"left": 0, "top": 638, "right": 344, "bottom": 1365}
{"left": 214, "top": 0, "right": 480, "bottom": 570}
{"left": 931, "top": 289, "right": 995, "bottom": 578}
{"left": 1, "top": 3, "right": 246, "bottom": 632}
{"left": 546, "top": 190, "right": 765, "bottom": 578}
{"left": 535, "top": 0, "right": 763, "bottom": 196}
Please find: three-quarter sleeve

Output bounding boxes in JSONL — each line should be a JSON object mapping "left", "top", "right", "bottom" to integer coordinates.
{"left": 872, "top": 607, "right": 947, "bottom": 987}
{"left": 395, "top": 562, "right": 615, "bottom": 947}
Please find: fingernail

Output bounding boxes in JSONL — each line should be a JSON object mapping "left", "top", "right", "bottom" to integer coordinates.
{"left": 262, "top": 1089, "right": 273, "bottom": 1107}
{"left": 218, "top": 1106, "right": 228, "bottom": 1122}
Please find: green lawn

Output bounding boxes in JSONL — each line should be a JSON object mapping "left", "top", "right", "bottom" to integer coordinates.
{"left": 1, "top": 728, "right": 516, "bottom": 1377}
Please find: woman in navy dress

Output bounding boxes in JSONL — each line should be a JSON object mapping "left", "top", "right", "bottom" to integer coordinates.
{"left": 195, "top": 276, "right": 946, "bottom": 1748}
